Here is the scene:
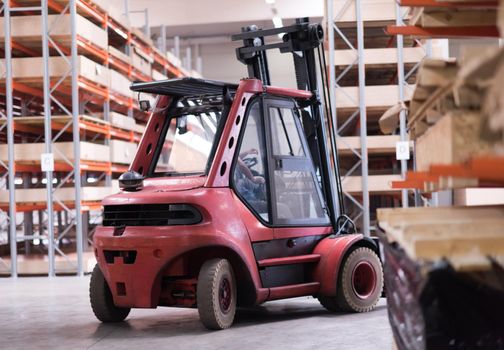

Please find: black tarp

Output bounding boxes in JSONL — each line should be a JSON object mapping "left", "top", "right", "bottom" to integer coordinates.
{"left": 380, "top": 233, "right": 504, "bottom": 350}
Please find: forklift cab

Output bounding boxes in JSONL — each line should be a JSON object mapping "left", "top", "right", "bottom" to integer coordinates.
{"left": 232, "top": 94, "right": 329, "bottom": 227}
{"left": 90, "top": 19, "right": 383, "bottom": 331}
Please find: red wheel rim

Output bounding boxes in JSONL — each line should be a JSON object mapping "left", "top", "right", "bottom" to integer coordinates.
{"left": 219, "top": 277, "right": 232, "bottom": 314}
{"left": 351, "top": 261, "right": 376, "bottom": 299}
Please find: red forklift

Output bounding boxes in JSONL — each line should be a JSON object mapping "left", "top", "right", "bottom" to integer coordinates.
{"left": 90, "top": 18, "right": 383, "bottom": 330}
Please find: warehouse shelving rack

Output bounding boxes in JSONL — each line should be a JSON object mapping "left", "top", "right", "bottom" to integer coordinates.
{"left": 325, "top": 0, "right": 429, "bottom": 235}
{"left": 386, "top": 0, "right": 503, "bottom": 195}
{"left": 386, "top": 0, "right": 499, "bottom": 38}
{"left": 378, "top": 3, "right": 504, "bottom": 346}
{"left": 0, "top": 0, "right": 187, "bottom": 277}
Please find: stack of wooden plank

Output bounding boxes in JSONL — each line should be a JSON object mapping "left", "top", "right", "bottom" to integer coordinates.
{"left": 0, "top": 141, "right": 110, "bottom": 163}
{"left": 0, "top": 185, "right": 118, "bottom": 204}
{"left": 0, "top": 7, "right": 194, "bottom": 101}
{"left": 409, "top": 6, "right": 497, "bottom": 30}
{"left": 378, "top": 205, "right": 504, "bottom": 349}
{"left": 0, "top": 55, "right": 110, "bottom": 88}
{"left": 378, "top": 205, "right": 504, "bottom": 271}
{"left": 0, "top": 14, "right": 108, "bottom": 49}
{"left": 406, "top": 47, "right": 504, "bottom": 202}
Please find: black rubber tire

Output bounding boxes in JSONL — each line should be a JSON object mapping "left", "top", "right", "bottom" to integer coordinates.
{"left": 197, "top": 259, "right": 237, "bottom": 330}
{"left": 89, "top": 264, "right": 130, "bottom": 322}
{"left": 318, "top": 295, "right": 340, "bottom": 312}
{"left": 336, "top": 247, "right": 383, "bottom": 313}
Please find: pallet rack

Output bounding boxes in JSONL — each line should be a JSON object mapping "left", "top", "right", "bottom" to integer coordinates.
{"left": 387, "top": 0, "right": 502, "bottom": 197}
{"left": 0, "top": 0, "right": 190, "bottom": 277}
{"left": 325, "top": 0, "right": 428, "bottom": 235}
{"left": 386, "top": 0, "right": 499, "bottom": 38}
{"left": 379, "top": 3, "right": 504, "bottom": 346}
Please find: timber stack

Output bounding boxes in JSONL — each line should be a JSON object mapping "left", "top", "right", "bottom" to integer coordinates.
{"left": 380, "top": 2, "right": 504, "bottom": 349}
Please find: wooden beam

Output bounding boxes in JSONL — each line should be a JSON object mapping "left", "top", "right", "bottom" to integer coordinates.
{"left": 342, "top": 174, "right": 403, "bottom": 194}
{"left": 337, "top": 135, "right": 413, "bottom": 155}
{"left": 377, "top": 205, "right": 504, "bottom": 226}
{"left": 378, "top": 206, "right": 504, "bottom": 270}
{"left": 411, "top": 9, "right": 497, "bottom": 28}
{"left": 332, "top": 0, "right": 398, "bottom": 22}
{"left": 333, "top": 47, "right": 425, "bottom": 67}
{"left": 454, "top": 188, "right": 504, "bottom": 206}
{"left": 336, "top": 85, "right": 413, "bottom": 109}
{"left": 0, "top": 252, "right": 96, "bottom": 275}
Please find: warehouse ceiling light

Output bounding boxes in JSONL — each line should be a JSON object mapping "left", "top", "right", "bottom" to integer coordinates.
{"left": 265, "top": 0, "right": 276, "bottom": 4}
{"left": 270, "top": 7, "right": 283, "bottom": 38}
{"left": 272, "top": 15, "right": 283, "bottom": 28}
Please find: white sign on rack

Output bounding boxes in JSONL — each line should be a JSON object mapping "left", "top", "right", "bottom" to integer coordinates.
{"left": 41, "top": 153, "right": 55, "bottom": 172}
{"left": 395, "top": 141, "right": 410, "bottom": 160}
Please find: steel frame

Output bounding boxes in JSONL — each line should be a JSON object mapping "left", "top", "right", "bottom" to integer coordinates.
{"left": 0, "top": 0, "right": 18, "bottom": 276}
{"left": 327, "top": 0, "right": 370, "bottom": 235}
{"left": 395, "top": 0, "right": 409, "bottom": 208}
{"left": 393, "top": 2, "right": 431, "bottom": 208}
{"left": 0, "top": 0, "right": 86, "bottom": 276}
{"left": 326, "top": 0, "right": 431, "bottom": 233}
{"left": 0, "top": 0, "right": 183, "bottom": 277}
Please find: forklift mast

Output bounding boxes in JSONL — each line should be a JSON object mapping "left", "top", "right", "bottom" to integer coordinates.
{"left": 232, "top": 17, "right": 353, "bottom": 234}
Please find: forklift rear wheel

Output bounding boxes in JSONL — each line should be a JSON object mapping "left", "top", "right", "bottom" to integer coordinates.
{"left": 337, "top": 247, "right": 383, "bottom": 312}
{"left": 197, "top": 259, "right": 237, "bottom": 330}
{"left": 89, "top": 264, "right": 131, "bottom": 322}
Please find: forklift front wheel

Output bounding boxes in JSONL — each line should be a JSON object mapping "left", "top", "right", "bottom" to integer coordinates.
{"left": 337, "top": 247, "right": 383, "bottom": 313}
{"left": 89, "top": 264, "right": 131, "bottom": 322}
{"left": 197, "top": 258, "right": 237, "bottom": 330}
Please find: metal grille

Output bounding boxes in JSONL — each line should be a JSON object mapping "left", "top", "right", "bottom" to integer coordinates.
{"left": 103, "top": 204, "right": 202, "bottom": 227}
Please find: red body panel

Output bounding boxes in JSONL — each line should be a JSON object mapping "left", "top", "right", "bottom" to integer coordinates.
{"left": 232, "top": 191, "right": 274, "bottom": 242}
{"left": 97, "top": 186, "right": 267, "bottom": 307}
{"left": 130, "top": 95, "right": 172, "bottom": 176}
{"left": 206, "top": 79, "right": 263, "bottom": 187}
{"left": 95, "top": 78, "right": 363, "bottom": 309}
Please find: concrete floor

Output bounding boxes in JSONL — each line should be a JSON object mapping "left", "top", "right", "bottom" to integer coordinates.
{"left": 0, "top": 277, "right": 392, "bottom": 350}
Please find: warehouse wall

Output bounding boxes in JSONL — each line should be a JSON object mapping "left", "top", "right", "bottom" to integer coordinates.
{"left": 115, "top": 0, "right": 323, "bottom": 27}
{"left": 198, "top": 41, "right": 298, "bottom": 88}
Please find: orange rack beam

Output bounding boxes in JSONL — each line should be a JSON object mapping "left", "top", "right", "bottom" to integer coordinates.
{"left": 109, "top": 127, "right": 139, "bottom": 142}
{"left": 392, "top": 156, "right": 504, "bottom": 190}
{"left": 76, "top": 35, "right": 108, "bottom": 63}
{"left": 47, "top": 0, "right": 107, "bottom": 27}
{"left": 11, "top": 41, "right": 39, "bottom": 56}
{"left": 108, "top": 55, "right": 131, "bottom": 77}
{"left": 386, "top": 25, "right": 500, "bottom": 38}
{"left": 77, "top": 0, "right": 107, "bottom": 26}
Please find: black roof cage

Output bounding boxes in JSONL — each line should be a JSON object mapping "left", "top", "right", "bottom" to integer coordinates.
{"left": 130, "top": 77, "right": 238, "bottom": 98}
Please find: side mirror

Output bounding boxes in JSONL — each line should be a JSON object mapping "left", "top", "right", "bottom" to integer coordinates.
{"left": 118, "top": 170, "right": 144, "bottom": 192}
{"left": 139, "top": 99, "right": 151, "bottom": 112}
